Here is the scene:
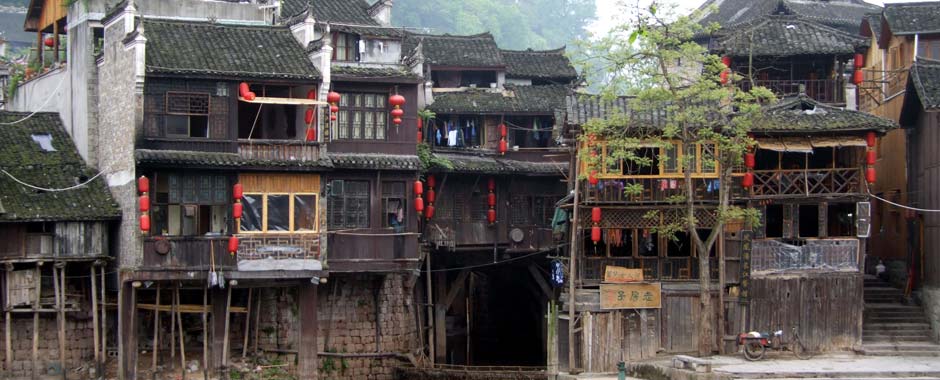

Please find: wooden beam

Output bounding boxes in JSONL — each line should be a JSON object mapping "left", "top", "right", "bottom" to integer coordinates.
{"left": 90, "top": 266, "right": 100, "bottom": 375}
{"left": 151, "top": 287, "right": 160, "bottom": 378}
{"left": 100, "top": 265, "right": 107, "bottom": 374}
{"left": 175, "top": 289, "right": 186, "bottom": 380}
{"left": 527, "top": 264, "right": 553, "bottom": 299}
{"left": 4, "top": 264, "right": 11, "bottom": 374}
{"left": 242, "top": 289, "right": 252, "bottom": 358}
{"left": 221, "top": 287, "right": 232, "bottom": 369}
{"left": 53, "top": 264, "right": 65, "bottom": 380}
{"left": 32, "top": 264, "right": 41, "bottom": 380}
{"left": 202, "top": 288, "right": 208, "bottom": 380}
{"left": 442, "top": 270, "right": 470, "bottom": 309}
{"left": 297, "top": 282, "right": 318, "bottom": 380}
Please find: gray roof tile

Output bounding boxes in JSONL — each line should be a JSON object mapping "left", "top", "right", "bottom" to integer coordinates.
{"left": 883, "top": 2, "right": 940, "bottom": 35}
{"left": 715, "top": 15, "right": 868, "bottom": 57}
{"left": 909, "top": 58, "right": 940, "bottom": 110}
{"left": 429, "top": 85, "right": 569, "bottom": 114}
{"left": 502, "top": 48, "right": 578, "bottom": 81}
{"left": 403, "top": 32, "right": 504, "bottom": 68}
{"left": 431, "top": 153, "right": 568, "bottom": 175}
{"left": 697, "top": 0, "right": 880, "bottom": 35}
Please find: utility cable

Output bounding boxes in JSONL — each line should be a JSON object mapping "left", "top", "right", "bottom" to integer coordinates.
{"left": 0, "top": 74, "right": 66, "bottom": 126}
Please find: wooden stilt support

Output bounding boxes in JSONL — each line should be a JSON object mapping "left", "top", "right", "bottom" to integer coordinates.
{"left": 53, "top": 263, "right": 66, "bottom": 380}
{"left": 252, "top": 289, "right": 260, "bottom": 355}
{"left": 221, "top": 286, "right": 232, "bottom": 369}
{"left": 5, "top": 263, "right": 12, "bottom": 375}
{"left": 175, "top": 289, "right": 186, "bottom": 380}
{"left": 170, "top": 284, "right": 176, "bottom": 369}
{"left": 90, "top": 265, "right": 100, "bottom": 377}
{"left": 100, "top": 267, "right": 107, "bottom": 374}
{"left": 202, "top": 288, "right": 208, "bottom": 380}
{"left": 241, "top": 289, "right": 251, "bottom": 358}
{"left": 151, "top": 286, "right": 161, "bottom": 378}
{"left": 32, "top": 263, "right": 42, "bottom": 380}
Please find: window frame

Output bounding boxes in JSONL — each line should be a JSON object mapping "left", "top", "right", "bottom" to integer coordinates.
{"left": 332, "top": 32, "right": 360, "bottom": 62}
{"left": 239, "top": 192, "right": 320, "bottom": 234}
{"left": 328, "top": 180, "right": 371, "bottom": 229}
{"left": 593, "top": 141, "right": 720, "bottom": 178}
{"left": 381, "top": 181, "right": 408, "bottom": 229}
{"left": 164, "top": 91, "right": 211, "bottom": 138}
{"left": 151, "top": 172, "right": 231, "bottom": 237}
{"left": 333, "top": 92, "right": 389, "bottom": 141}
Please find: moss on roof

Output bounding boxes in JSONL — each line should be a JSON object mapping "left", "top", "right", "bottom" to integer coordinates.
{"left": 883, "top": 2, "right": 940, "bottom": 35}
{"left": 403, "top": 32, "right": 504, "bottom": 68}
{"left": 754, "top": 95, "right": 897, "bottom": 133}
{"left": 429, "top": 85, "right": 569, "bottom": 114}
{"left": 714, "top": 16, "right": 867, "bottom": 57}
{"left": 501, "top": 48, "right": 578, "bottom": 81}
{"left": 0, "top": 112, "right": 119, "bottom": 222}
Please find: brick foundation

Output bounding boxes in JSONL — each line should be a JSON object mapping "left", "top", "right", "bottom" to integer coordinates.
{"left": 0, "top": 315, "right": 96, "bottom": 379}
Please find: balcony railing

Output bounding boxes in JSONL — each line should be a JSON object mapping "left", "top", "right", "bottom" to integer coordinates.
{"left": 739, "top": 79, "right": 844, "bottom": 104}
{"left": 142, "top": 236, "right": 236, "bottom": 270}
{"left": 327, "top": 231, "right": 421, "bottom": 272}
{"left": 750, "top": 168, "right": 861, "bottom": 198}
{"left": 238, "top": 139, "right": 321, "bottom": 163}
{"left": 581, "top": 257, "right": 720, "bottom": 283}
{"left": 584, "top": 178, "right": 723, "bottom": 203}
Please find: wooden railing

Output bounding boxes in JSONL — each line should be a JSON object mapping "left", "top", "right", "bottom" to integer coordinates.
{"left": 237, "top": 234, "right": 321, "bottom": 261}
{"left": 142, "top": 236, "right": 236, "bottom": 270}
{"left": 581, "top": 257, "right": 720, "bottom": 282}
{"left": 584, "top": 178, "right": 723, "bottom": 203}
{"left": 738, "top": 79, "right": 844, "bottom": 104}
{"left": 750, "top": 168, "right": 861, "bottom": 197}
{"left": 238, "top": 139, "right": 321, "bottom": 163}
{"left": 327, "top": 231, "right": 421, "bottom": 272}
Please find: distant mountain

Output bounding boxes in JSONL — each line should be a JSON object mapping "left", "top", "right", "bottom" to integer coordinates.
{"left": 0, "top": 0, "right": 27, "bottom": 7}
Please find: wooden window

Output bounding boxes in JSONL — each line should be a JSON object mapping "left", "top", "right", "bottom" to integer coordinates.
{"left": 917, "top": 39, "right": 940, "bottom": 59}
{"left": 165, "top": 92, "right": 210, "bottom": 138}
{"left": 332, "top": 32, "right": 359, "bottom": 62}
{"left": 328, "top": 180, "right": 370, "bottom": 229}
{"left": 335, "top": 93, "right": 387, "bottom": 140}
{"left": 152, "top": 172, "right": 230, "bottom": 236}
{"left": 592, "top": 141, "right": 719, "bottom": 178}
{"left": 381, "top": 181, "right": 407, "bottom": 229}
{"left": 239, "top": 192, "right": 319, "bottom": 233}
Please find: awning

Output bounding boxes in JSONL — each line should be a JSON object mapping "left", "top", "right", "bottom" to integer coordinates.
{"left": 239, "top": 96, "right": 328, "bottom": 106}
{"left": 810, "top": 137, "right": 868, "bottom": 147}
{"left": 756, "top": 138, "right": 814, "bottom": 153}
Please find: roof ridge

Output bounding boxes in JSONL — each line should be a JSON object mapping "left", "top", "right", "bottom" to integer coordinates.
{"left": 141, "top": 17, "right": 289, "bottom": 30}
{"left": 501, "top": 47, "right": 567, "bottom": 54}
{"left": 884, "top": 1, "right": 940, "bottom": 7}
{"left": 409, "top": 31, "right": 495, "bottom": 40}
{"left": 728, "top": 13, "right": 867, "bottom": 40}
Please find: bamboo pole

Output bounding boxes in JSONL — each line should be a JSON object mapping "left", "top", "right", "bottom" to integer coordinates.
{"left": 151, "top": 286, "right": 161, "bottom": 377}
{"left": 221, "top": 287, "right": 232, "bottom": 368}
{"left": 90, "top": 265, "right": 100, "bottom": 375}
{"left": 170, "top": 283, "right": 176, "bottom": 369}
{"left": 568, "top": 151, "right": 581, "bottom": 372}
{"left": 252, "top": 289, "right": 260, "bottom": 355}
{"left": 202, "top": 288, "right": 208, "bottom": 380}
{"left": 32, "top": 263, "right": 41, "bottom": 380}
{"left": 242, "top": 289, "right": 251, "bottom": 358}
{"left": 53, "top": 264, "right": 66, "bottom": 380}
{"left": 175, "top": 289, "right": 186, "bottom": 380}
{"left": 100, "top": 267, "right": 106, "bottom": 372}
{"left": 5, "top": 264, "right": 12, "bottom": 374}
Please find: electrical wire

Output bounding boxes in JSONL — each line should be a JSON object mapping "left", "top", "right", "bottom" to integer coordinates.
{"left": 0, "top": 74, "right": 66, "bottom": 126}
{"left": 868, "top": 189, "right": 940, "bottom": 213}
{"left": 427, "top": 245, "right": 564, "bottom": 273}
{"left": 1, "top": 168, "right": 106, "bottom": 192}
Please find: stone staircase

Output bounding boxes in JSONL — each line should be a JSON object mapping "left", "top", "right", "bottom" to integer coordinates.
{"left": 861, "top": 276, "right": 940, "bottom": 356}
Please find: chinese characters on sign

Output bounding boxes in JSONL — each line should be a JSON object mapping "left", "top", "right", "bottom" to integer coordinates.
{"left": 603, "top": 266, "right": 644, "bottom": 283}
{"left": 599, "top": 283, "right": 662, "bottom": 309}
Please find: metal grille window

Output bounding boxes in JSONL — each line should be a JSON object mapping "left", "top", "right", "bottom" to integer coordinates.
{"left": 328, "top": 180, "right": 370, "bottom": 229}
{"left": 381, "top": 182, "right": 407, "bottom": 229}
{"left": 165, "top": 92, "right": 210, "bottom": 138}
{"left": 335, "top": 93, "right": 387, "bottom": 140}
{"left": 152, "top": 172, "right": 229, "bottom": 236}
{"left": 510, "top": 195, "right": 528, "bottom": 225}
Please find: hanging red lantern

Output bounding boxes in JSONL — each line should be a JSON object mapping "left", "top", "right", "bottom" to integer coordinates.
{"left": 138, "top": 176, "right": 150, "bottom": 194}
{"left": 853, "top": 70, "right": 864, "bottom": 86}
{"left": 589, "top": 170, "right": 599, "bottom": 186}
{"left": 591, "top": 226, "right": 602, "bottom": 243}
{"left": 721, "top": 56, "right": 732, "bottom": 67}
{"left": 854, "top": 53, "right": 864, "bottom": 69}
{"left": 139, "top": 214, "right": 151, "bottom": 232}
{"left": 744, "top": 153, "right": 756, "bottom": 169}
{"left": 233, "top": 183, "right": 244, "bottom": 200}
{"left": 417, "top": 130, "right": 423, "bottom": 142}
{"left": 43, "top": 37, "right": 54, "bottom": 47}
{"left": 391, "top": 108, "right": 405, "bottom": 118}
{"left": 591, "top": 207, "right": 602, "bottom": 223}
{"left": 413, "top": 180, "right": 424, "bottom": 196}
{"left": 866, "top": 131, "right": 877, "bottom": 147}
{"left": 233, "top": 202, "right": 243, "bottom": 219}
{"left": 498, "top": 139, "right": 508, "bottom": 155}
{"left": 307, "top": 89, "right": 317, "bottom": 100}
{"left": 866, "top": 150, "right": 877, "bottom": 165}
{"left": 305, "top": 108, "right": 315, "bottom": 124}
{"left": 239, "top": 83, "right": 250, "bottom": 97}
{"left": 720, "top": 70, "right": 730, "bottom": 84}
{"left": 487, "top": 192, "right": 496, "bottom": 207}
{"left": 393, "top": 117, "right": 403, "bottom": 125}
{"left": 305, "top": 127, "right": 317, "bottom": 142}
{"left": 327, "top": 91, "right": 341, "bottom": 104}
{"left": 427, "top": 175, "right": 436, "bottom": 188}
{"left": 414, "top": 196, "right": 425, "bottom": 213}
{"left": 330, "top": 105, "right": 339, "bottom": 113}
{"left": 487, "top": 209, "right": 497, "bottom": 224}
{"left": 245, "top": 92, "right": 256, "bottom": 101}
{"left": 742, "top": 172, "right": 754, "bottom": 188}
{"left": 228, "top": 235, "right": 239, "bottom": 255}
{"left": 499, "top": 124, "right": 508, "bottom": 138}
{"left": 389, "top": 94, "right": 406, "bottom": 126}
{"left": 330, "top": 114, "right": 337, "bottom": 121}
{"left": 427, "top": 189, "right": 436, "bottom": 203}
{"left": 424, "top": 205, "right": 435, "bottom": 220}
{"left": 389, "top": 94, "right": 406, "bottom": 107}
{"left": 866, "top": 167, "right": 877, "bottom": 184}
{"left": 488, "top": 178, "right": 496, "bottom": 191}
{"left": 139, "top": 194, "right": 150, "bottom": 213}
{"left": 417, "top": 117, "right": 423, "bottom": 129}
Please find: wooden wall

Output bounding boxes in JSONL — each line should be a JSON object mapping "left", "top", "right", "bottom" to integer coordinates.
{"left": 579, "top": 309, "right": 659, "bottom": 373}
{"left": 0, "top": 222, "right": 108, "bottom": 259}
{"left": 912, "top": 111, "right": 940, "bottom": 287}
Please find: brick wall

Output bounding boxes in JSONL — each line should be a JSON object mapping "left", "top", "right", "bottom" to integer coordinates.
{"left": 0, "top": 315, "right": 95, "bottom": 379}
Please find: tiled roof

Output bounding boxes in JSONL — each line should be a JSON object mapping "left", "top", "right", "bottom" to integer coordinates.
{"left": 0, "top": 112, "right": 119, "bottom": 222}
{"left": 143, "top": 19, "right": 320, "bottom": 81}
{"left": 309, "top": 0, "right": 379, "bottom": 26}
{"left": 565, "top": 93, "right": 639, "bottom": 126}
{"left": 697, "top": 0, "right": 880, "bottom": 35}
{"left": 909, "top": 59, "right": 940, "bottom": 111}
{"left": 431, "top": 153, "right": 568, "bottom": 175}
{"left": 136, "top": 149, "right": 333, "bottom": 169}
{"left": 332, "top": 65, "right": 421, "bottom": 81}
{"left": 714, "top": 16, "right": 867, "bottom": 57}
{"left": 429, "top": 85, "right": 569, "bottom": 114}
{"left": 327, "top": 153, "right": 422, "bottom": 171}
{"left": 501, "top": 48, "right": 578, "bottom": 81}
{"left": 754, "top": 95, "right": 897, "bottom": 133}
{"left": 861, "top": 12, "right": 883, "bottom": 41}
{"left": 883, "top": 2, "right": 940, "bottom": 35}
{"left": 403, "top": 32, "right": 504, "bottom": 68}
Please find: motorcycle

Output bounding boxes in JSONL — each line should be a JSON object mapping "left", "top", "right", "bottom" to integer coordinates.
{"left": 737, "top": 326, "right": 811, "bottom": 361}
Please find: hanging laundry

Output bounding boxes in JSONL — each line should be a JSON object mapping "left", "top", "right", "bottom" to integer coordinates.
{"left": 470, "top": 120, "right": 477, "bottom": 146}
{"left": 669, "top": 179, "right": 678, "bottom": 189}
{"left": 660, "top": 180, "right": 668, "bottom": 191}
{"left": 533, "top": 118, "right": 541, "bottom": 143}
{"left": 447, "top": 123, "right": 458, "bottom": 146}
{"left": 435, "top": 125, "right": 443, "bottom": 145}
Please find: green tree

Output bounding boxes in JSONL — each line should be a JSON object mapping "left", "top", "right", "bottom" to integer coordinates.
{"left": 391, "top": 0, "right": 596, "bottom": 50}
{"left": 573, "top": 2, "right": 773, "bottom": 355}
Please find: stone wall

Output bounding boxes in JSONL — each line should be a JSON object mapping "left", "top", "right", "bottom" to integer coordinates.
{"left": 255, "top": 273, "right": 419, "bottom": 380}
{"left": 0, "top": 315, "right": 95, "bottom": 379}
{"left": 922, "top": 286, "right": 940, "bottom": 343}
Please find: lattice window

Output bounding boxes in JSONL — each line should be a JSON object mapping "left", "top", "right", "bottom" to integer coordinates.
{"left": 328, "top": 180, "right": 370, "bottom": 229}
{"left": 166, "top": 92, "right": 210, "bottom": 115}
{"left": 470, "top": 194, "right": 488, "bottom": 221}
{"left": 510, "top": 195, "right": 528, "bottom": 225}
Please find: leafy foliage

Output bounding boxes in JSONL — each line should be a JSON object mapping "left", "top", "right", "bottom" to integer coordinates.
{"left": 391, "top": 0, "right": 596, "bottom": 50}
{"left": 417, "top": 142, "right": 453, "bottom": 171}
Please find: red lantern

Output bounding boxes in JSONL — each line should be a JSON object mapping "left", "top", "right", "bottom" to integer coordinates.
{"left": 138, "top": 176, "right": 150, "bottom": 193}
{"left": 391, "top": 108, "right": 405, "bottom": 118}
{"left": 139, "top": 214, "right": 151, "bottom": 232}
{"left": 591, "top": 226, "right": 601, "bottom": 243}
{"left": 498, "top": 140, "right": 508, "bottom": 154}
{"left": 389, "top": 94, "right": 406, "bottom": 107}
{"left": 43, "top": 37, "right": 54, "bottom": 47}
{"left": 720, "top": 70, "right": 730, "bottom": 84}
{"left": 866, "top": 167, "right": 877, "bottom": 184}
{"left": 305, "top": 108, "right": 315, "bottom": 124}
{"left": 721, "top": 56, "right": 732, "bottom": 67}
{"left": 866, "top": 150, "right": 877, "bottom": 165}
{"left": 233, "top": 202, "right": 243, "bottom": 219}
{"left": 417, "top": 117, "right": 423, "bottom": 129}
{"left": 413, "top": 180, "right": 424, "bottom": 196}
{"left": 239, "top": 83, "right": 250, "bottom": 97}
{"left": 306, "top": 127, "right": 317, "bottom": 142}
{"left": 591, "top": 207, "right": 602, "bottom": 223}
{"left": 417, "top": 130, "right": 423, "bottom": 142}
{"left": 499, "top": 124, "right": 508, "bottom": 138}
{"left": 487, "top": 209, "right": 497, "bottom": 224}
{"left": 853, "top": 70, "right": 864, "bottom": 86}
{"left": 327, "top": 91, "right": 341, "bottom": 104}
{"left": 307, "top": 89, "right": 317, "bottom": 100}
{"left": 139, "top": 194, "right": 150, "bottom": 213}
{"left": 854, "top": 53, "right": 864, "bottom": 69}
{"left": 488, "top": 178, "right": 496, "bottom": 191}
{"left": 866, "top": 131, "right": 877, "bottom": 147}
{"left": 233, "top": 183, "right": 243, "bottom": 200}
{"left": 487, "top": 192, "right": 497, "bottom": 207}
{"left": 415, "top": 196, "right": 425, "bottom": 213}
{"left": 393, "top": 117, "right": 403, "bottom": 125}
{"left": 427, "top": 189, "right": 436, "bottom": 203}
{"left": 228, "top": 235, "right": 239, "bottom": 254}
{"left": 589, "top": 171, "right": 599, "bottom": 186}
{"left": 245, "top": 92, "right": 256, "bottom": 101}
{"left": 744, "top": 153, "right": 756, "bottom": 169}
{"left": 427, "top": 175, "right": 436, "bottom": 188}
{"left": 425, "top": 205, "right": 435, "bottom": 220}
{"left": 330, "top": 114, "right": 337, "bottom": 121}
{"left": 330, "top": 105, "right": 339, "bottom": 113}
{"left": 742, "top": 172, "right": 754, "bottom": 188}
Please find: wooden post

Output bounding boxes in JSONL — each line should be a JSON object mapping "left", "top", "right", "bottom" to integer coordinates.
{"left": 252, "top": 289, "right": 260, "bottom": 355}
{"left": 297, "top": 282, "right": 318, "bottom": 380}
{"left": 53, "top": 264, "right": 66, "bottom": 380}
{"left": 35, "top": 31, "right": 42, "bottom": 71}
{"left": 120, "top": 281, "right": 139, "bottom": 380}
{"left": 100, "top": 267, "right": 107, "bottom": 372}
{"left": 718, "top": 232, "right": 726, "bottom": 353}
{"left": 426, "top": 253, "right": 434, "bottom": 364}
{"left": 151, "top": 286, "right": 161, "bottom": 377}
{"left": 221, "top": 286, "right": 232, "bottom": 369}
{"left": 5, "top": 264, "right": 12, "bottom": 375}
{"left": 241, "top": 289, "right": 251, "bottom": 358}
{"left": 202, "top": 288, "right": 208, "bottom": 380}
{"left": 170, "top": 284, "right": 176, "bottom": 369}
{"left": 90, "top": 265, "right": 100, "bottom": 376}
{"left": 52, "top": 21, "right": 59, "bottom": 63}
{"left": 32, "top": 263, "right": 42, "bottom": 380}
{"left": 175, "top": 289, "right": 186, "bottom": 380}
{"left": 568, "top": 151, "right": 581, "bottom": 372}
{"left": 210, "top": 288, "right": 226, "bottom": 377}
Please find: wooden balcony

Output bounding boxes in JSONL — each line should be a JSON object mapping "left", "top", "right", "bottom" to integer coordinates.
{"left": 750, "top": 168, "right": 861, "bottom": 198}
{"left": 142, "top": 236, "right": 236, "bottom": 270}
{"left": 327, "top": 231, "right": 421, "bottom": 272}
{"left": 237, "top": 139, "right": 322, "bottom": 163}
{"left": 139, "top": 137, "right": 237, "bottom": 153}
{"left": 584, "top": 178, "right": 723, "bottom": 203}
{"left": 581, "top": 257, "right": 725, "bottom": 283}
{"left": 738, "top": 79, "right": 844, "bottom": 104}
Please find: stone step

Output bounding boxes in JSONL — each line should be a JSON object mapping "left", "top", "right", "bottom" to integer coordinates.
{"left": 865, "top": 304, "right": 923, "bottom": 310}
{"left": 864, "top": 336, "right": 935, "bottom": 343}
{"left": 861, "top": 349, "right": 940, "bottom": 357}
{"left": 864, "top": 330, "right": 934, "bottom": 338}
{"left": 864, "top": 323, "right": 933, "bottom": 331}
{"left": 866, "top": 317, "right": 930, "bottom": 324}
{"left": 863, "top": 343, "right": 940, "bottom": 351}
{"left": 865, "top": 287, "right": 905, "bottom": 294}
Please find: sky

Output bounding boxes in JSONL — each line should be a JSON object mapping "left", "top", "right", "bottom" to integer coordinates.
{"left": 589, "top": 0, "right": 936, "bottom": 36}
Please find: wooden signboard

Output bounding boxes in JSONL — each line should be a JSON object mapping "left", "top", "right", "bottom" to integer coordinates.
{"left": 604, "top": 266, "right": 643, "bottom": 283}
{"left": 600, "top": 283, "right": 662, "bottom": 310}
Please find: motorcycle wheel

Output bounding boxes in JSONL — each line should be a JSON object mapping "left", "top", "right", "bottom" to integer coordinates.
{"left": 743, "top": 341, "right": 765, "bottom": 361}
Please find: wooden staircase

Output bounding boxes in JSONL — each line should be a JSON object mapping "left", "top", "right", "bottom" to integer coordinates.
{"left": 860, "top": 276, "right": 940, "bottom": 356}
